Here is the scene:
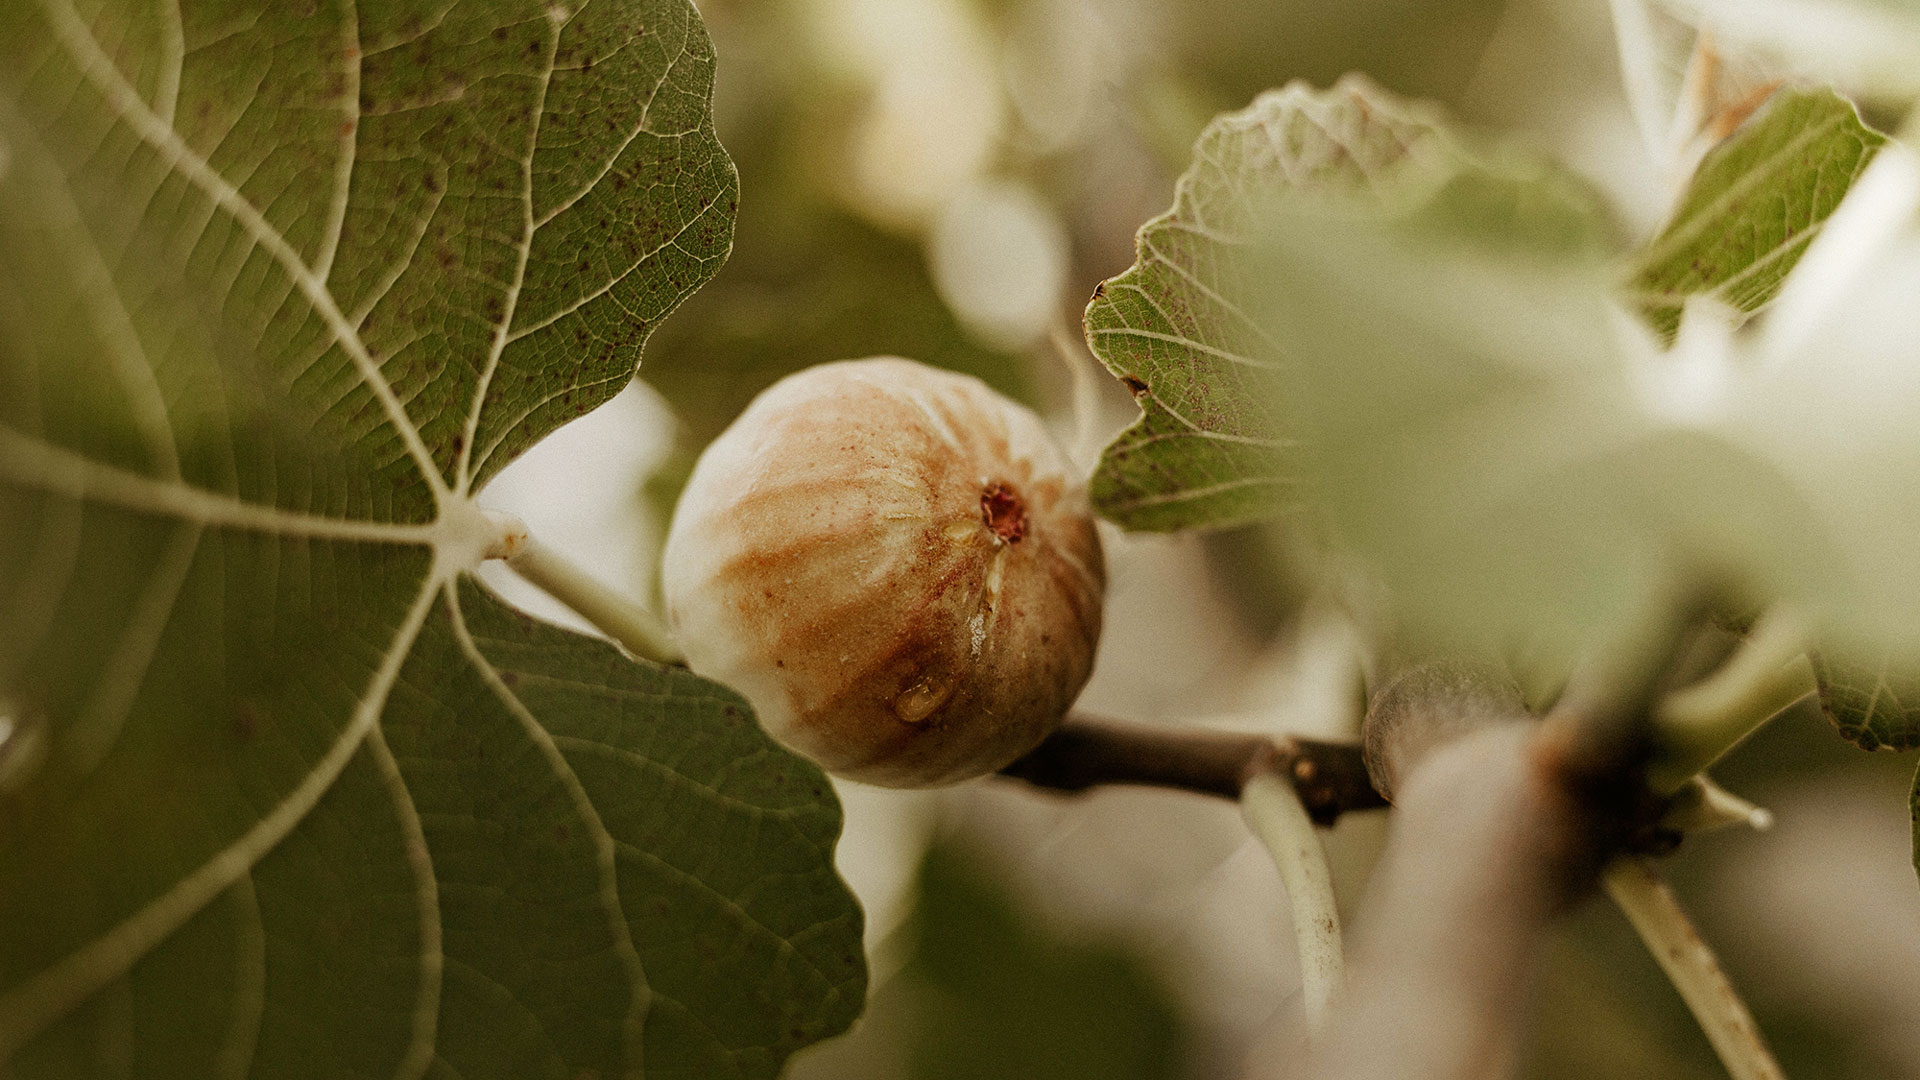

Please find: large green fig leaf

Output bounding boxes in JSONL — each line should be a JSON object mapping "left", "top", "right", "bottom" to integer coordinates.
{"left": 0, "top": 1, "right": 863, "bottom": 1075}
{"left": 1630, "top": 87, "right": 1885, "bottom": 341}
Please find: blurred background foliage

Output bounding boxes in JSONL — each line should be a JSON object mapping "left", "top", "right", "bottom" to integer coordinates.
{"left": 473, "top": 0, "right": 1920, "bottom": 1075}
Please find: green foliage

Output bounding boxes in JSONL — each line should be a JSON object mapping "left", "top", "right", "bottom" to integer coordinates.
{"left": 1630, "top": 88, "right": 1885, "bottom": 341}
{"left": 1812, "top": 653, "right": 1920, "bottom": 751}
{"left": 0, "top": 0, "right": 863, "bottom": 1074}
{"left": 900, "top": 842, "right": 1187, "bottom": 1080}
{"left": 1085, "top": 75, "right": 1618, "bottom": 534}
{"left": 1084, "top": 75, "right": 1453, "bottom": 532}
{"left": 1088, "top": 72, "right": 1920, "bottom": 707}
{"left": 1103, "top": 71, "right": 1920, "bottom": 877}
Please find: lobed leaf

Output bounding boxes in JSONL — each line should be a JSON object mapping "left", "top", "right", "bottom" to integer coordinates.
{"left": 1082, "top": 75, "right": 1453, "bottom": 532}
{"left": 1082, "top": 75, "right": 1608, "bottom": 533}
{"left": 1630, "top": 87, "right": 1885, "bottom": 341}
{"left": 0, "top": 0, "right": 863, "bottom": 1075}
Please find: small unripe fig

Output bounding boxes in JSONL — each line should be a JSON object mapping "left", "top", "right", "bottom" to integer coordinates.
{"left": 662, "top": 357, "right": 1106, "bottom": 787}
{"left": 1362, "top": 660, "right": 1529, "bottom": 802}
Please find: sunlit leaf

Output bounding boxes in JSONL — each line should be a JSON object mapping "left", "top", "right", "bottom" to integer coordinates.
{"left": 1083, "top": 75, "right": 1613, "bottom": 533}
{"left": 0, "top": 0, "right": 864, "bottom": 1074}
{"left": 1630, "top": 87, "right": 1885, "bottom": 341}
{"left": 1083, "top": 75, "right": 1452, "bottom": 532}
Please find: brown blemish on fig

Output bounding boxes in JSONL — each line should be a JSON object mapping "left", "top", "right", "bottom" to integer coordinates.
{"left": 980, "top": 482, "right": 1027, "bottom": 543}
{"left": 893, "top": 672, "right": 955, "bottom": 725}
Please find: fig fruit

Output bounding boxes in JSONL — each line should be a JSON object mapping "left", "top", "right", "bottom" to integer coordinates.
{"left": 662, "top": 357, "right": 1105, "bottom": 787}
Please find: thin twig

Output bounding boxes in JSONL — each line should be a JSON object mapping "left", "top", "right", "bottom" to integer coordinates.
{"left": 1302, "top": 610, "right": 1793, "bottom": 1080}
{"left": 1604, "top": 858, "right": 1787, "bottom": 1080}
{"left": 998, "top": 717, "right": 1387, "bottom": 822}
{"left": 1243, "top": 771, "right": 1344, "bottom": 1030}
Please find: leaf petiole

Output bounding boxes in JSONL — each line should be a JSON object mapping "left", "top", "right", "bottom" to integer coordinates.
{"left": 1648, "top": 610, "right": 1816, "bottom": 793}
{"left": 1242, "top": 769, "right": 1344, "bottom": 1031}
{"left": 498, "top": 531, "right": 684, "bottom": 666}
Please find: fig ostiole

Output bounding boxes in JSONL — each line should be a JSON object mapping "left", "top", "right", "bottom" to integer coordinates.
{"left": 661, "top": 357, "right": 1106, "bottom": 787}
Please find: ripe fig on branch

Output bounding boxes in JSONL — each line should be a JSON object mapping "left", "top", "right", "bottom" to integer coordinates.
{"left": 662, "top": 357, "right": 1106, "bottom": 787}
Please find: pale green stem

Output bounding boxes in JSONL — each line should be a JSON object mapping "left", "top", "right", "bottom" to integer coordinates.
{"left": 1242, "top": 771, "right": 1343, "bottom": 1030}
{"left": 1648, "top": 610, "right": 1815, "bottom": 794}
{"left": 1661, "top": 774, "right": 1774, "bottom": 835}
{"left": 503, "top": 534, "right": 683, "bottom": 666}
{"left": 1604, "top": 858, "right": 1787, "bottom": 1080}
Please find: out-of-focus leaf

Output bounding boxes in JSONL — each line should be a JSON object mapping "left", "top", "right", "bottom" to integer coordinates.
{"left": 0, "top": 0, "right": 864, "bottom": 1074}
{"left": 1813, "top": 653, "right": 1920, "bottom": 750}
{"left": 1083, "top": 76, "right": 1451, "bottom": 532}
{"left": 1256, "top": 207, "right": 1847, "bottom": 672}
{"left": 1104, "top": 79, "right": 1920, "bottom": 675}
{"left": 899, "top": 841, "right": 1188, "bottom": 1080}
{"left": 1726, "top": 215, "right": 1920, "bottom": 657}
{"left": 1911, "top": 763, "right": 1919, "bottom": 884}
{"left": 1630, "top": 88, "right": 1885, "bottom": 340}
{"left": 1084, "top": 75, "right": 1612, "bottom": 534}
{"left": 1662, "top": 0, "right": 1920, "bottom": 103}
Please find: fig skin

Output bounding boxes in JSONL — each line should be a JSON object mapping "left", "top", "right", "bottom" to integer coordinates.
{"left": 662, "top": 357, "right": 1106, "bottom": 787}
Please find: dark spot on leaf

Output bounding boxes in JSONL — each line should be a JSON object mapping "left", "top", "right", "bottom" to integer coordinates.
{"left": 1121, "top": 375, "right": 1149, "bottom": 397}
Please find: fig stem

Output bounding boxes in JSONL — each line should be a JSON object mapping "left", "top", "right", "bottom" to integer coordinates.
{"left": 1603, "top": 858, "right": 1786, "bottom": 1080}
{"left": 1648, "top": 610, "right": 1815, "bottom": 794}
{"left": 998, "top": 718, "right": 1386, "bottom": 820}
{"left": 502, "top": 534, "right": 684, "bottom": 666}
{"left": 1243, "top": 770, "right": 1344, "bottom": 1031}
